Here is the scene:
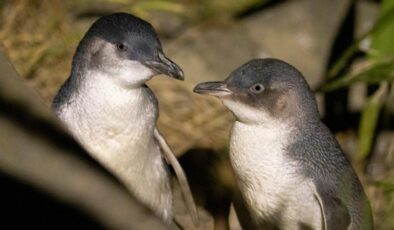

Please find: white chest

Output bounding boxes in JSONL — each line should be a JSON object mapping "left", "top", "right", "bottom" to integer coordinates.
{"left": 230, "top": 122, "right": 294, "bottom": 217}
{"left": 229, "top": 122, "right": 323, "bottom": 228}
{"left": 60, "top": 75, "right": 158, "bottom": 165}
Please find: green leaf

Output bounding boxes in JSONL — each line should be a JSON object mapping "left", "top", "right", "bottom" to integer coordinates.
{"left": 322, "top": 59, "right": 394, "bottom": 91}
{"left": 381, "top": 0, "right": 394, "bottom": 17}
{"left": 368, "top": 2, "right": 394, "bottom": 59}
{"left": 374, "top": 180, "right": 394, "bottom": 192}
{"left": 325, "top": 0, "right": 394, "bottom": 88}
{"left": 357, "top": 83, "right": 389, "bottom": 159}
{"left": 327, "top": 40, "right": 362, "bottom": 80}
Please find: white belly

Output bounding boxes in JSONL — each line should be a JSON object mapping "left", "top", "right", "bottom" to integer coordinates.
{"left": 229, "top": 121, "right": 322, "bottom": 229}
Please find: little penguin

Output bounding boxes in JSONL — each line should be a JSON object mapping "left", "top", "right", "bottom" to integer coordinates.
{"left": 193, "top": 58, "right": 373, "bottom": 230}
{"left": 52, "top": 13, "right": 198, "bottom": 225}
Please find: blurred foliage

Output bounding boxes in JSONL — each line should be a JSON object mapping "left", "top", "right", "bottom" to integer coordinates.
{"left": 65, "top": 0, "right": 269, "bottom": 22}
{"left": 374, "top": 180, "right": 394, "bottom": 229}
{"left": 322, "top": 0, "right": 394, "bottom": 160}
{"left": 0, "top": 0, "right": 71, "bottom": 77}
{"left": 369, "top": 0, "right": 394, "bottom": 59}
{"left": 357, "top": 82, "right": 388, "bottom": 159}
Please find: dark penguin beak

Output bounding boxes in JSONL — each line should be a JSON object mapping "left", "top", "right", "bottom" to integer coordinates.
{"left": 144, "top": 51, "right": 184, "bottom": 80}
{"left": 193, "top": 81, "right": 232, "bottom": 97}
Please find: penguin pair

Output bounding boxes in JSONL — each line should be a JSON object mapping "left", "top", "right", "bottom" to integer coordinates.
{"left": 53, "top": 13, "right": 373, "bottom": 229}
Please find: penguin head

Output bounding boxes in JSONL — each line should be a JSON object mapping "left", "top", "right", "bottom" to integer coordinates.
{"left": 72, "top": 13, "right": 183, "bottom": 86}
{"left": 194, "top": 58, "right": 319, "bottom": 125}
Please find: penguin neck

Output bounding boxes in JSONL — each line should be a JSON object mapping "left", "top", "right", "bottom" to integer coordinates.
{"left": 234, "top": 119, "right": 295, "bottom": 140}
{"left": 59, "top": 70, "right": 160, "bottom": 176}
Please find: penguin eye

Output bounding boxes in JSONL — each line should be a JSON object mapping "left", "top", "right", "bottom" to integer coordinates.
{"left": 250, "top": 84, "right": 264, "bottom": 94}
{"left": 116, "top": 42, "right": 128, "bottom": 52}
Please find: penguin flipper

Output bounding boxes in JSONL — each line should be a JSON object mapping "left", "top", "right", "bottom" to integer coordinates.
{"left": 312, "top": 181, "right": 351, "bottom": 230}
{"left": 153, "top": 128, "right": 200, "bottom": 227}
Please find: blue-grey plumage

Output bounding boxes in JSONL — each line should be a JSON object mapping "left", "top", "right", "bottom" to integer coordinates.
{"left": 52, "top": 13, "right": 198, "bottom": 225}
{"left": 194, "top": 58, "right": 373, "bottom": 229}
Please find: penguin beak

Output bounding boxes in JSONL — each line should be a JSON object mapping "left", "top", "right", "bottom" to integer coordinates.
{"left": 144, "top": 51, "right": 184, "bottom": 80}
{"left": 193, "top": 81, "right": 232, "bottom": 97}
